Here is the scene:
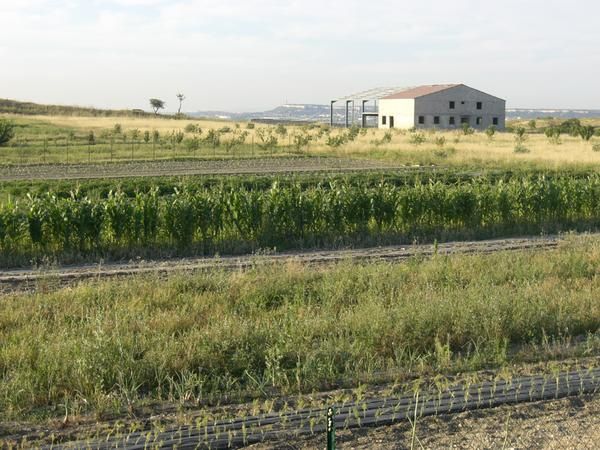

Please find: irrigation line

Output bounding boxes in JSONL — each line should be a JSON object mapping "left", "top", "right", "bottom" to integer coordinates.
{"left": 47, "top": 367, "right": 600, "bottom": 449}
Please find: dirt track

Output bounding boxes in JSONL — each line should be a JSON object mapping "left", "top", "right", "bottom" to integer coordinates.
{"left": 0, "top": 236, "right": 560, "bottom": 294}
{"left": 0, "top": 157, "right": 403, "bottom": 181}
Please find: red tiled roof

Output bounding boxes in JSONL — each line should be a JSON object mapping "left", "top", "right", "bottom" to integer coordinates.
{"left": 382, "top": 84, "right": 461, "bottom": 99}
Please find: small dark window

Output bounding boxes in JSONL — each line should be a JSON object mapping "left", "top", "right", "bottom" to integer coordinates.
{"left": 449, "top": 101, "right": 455, "bottom": 109}
{"left": 449, "top": 117, "right": 455, "bottom": 125}
{"left": 477, "top": 102, "right": 482, "bottom": 110}
{"left": 476, "top": 117, "right": 482, "bottom": 125}
{"left": 418, "top": 116, "right": 425, "bottom": 125}
{"left": 382, "top": 116, "right": 386, "bottom": 125}
{"left": 389, "top": 116, "right": 394, "bottom": 128}
{"left": 461, "top": 101, "right": 465, "bottom": 105}
{"left": 434, "top": 116, "right": 440, "bottom": 125}
{"left": 493, "top": 117, "right": 499, "bottom": 126}
{"left": 461, "top": 117, "right": 469, "bottom": 124}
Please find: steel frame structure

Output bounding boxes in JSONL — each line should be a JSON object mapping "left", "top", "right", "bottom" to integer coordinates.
{"left": 330, "top": 86, "right": 409, "bottom": 127}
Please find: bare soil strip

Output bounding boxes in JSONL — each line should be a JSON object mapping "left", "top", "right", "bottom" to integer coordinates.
{"left": 0, "top": 236, "right": 560, "bottom": 294}
{"left": 0, "top": 157, "right": 403, "bottom": 181}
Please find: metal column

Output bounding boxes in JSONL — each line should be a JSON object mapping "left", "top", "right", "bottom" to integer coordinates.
{"left": 330, "top": 100, "right": 335, "bottom": 127}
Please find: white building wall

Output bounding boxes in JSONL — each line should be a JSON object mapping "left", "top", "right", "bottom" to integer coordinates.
{"left": 376, "top": 85, "right": 506, "bottom": 130}
{"left": 378, "top": 99, "right": 415, "bottom": 129}
{"left": 414, "top": 85, "right": 505, "bottom": 130}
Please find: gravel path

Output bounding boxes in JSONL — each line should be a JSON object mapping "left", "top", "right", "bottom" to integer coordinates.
{"left": 0, "top": 157, "right": 404, "bottom": 181}
{"left": 0, "top": 236, "right": 560, "bottom": 294}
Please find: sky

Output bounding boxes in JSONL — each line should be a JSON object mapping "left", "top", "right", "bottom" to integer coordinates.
{"left": 1, "top": 0, "right": 599, "bottom": 112}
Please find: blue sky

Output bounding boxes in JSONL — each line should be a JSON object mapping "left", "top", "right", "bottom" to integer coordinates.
{"left": 1, "top": 0, "right": 599, "bottom": 112}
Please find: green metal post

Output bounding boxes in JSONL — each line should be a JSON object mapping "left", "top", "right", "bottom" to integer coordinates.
{"left": 327, "top": 407, "right": 336, "bottom": 450}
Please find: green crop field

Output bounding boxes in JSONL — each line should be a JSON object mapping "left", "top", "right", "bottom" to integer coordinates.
{"left": 3, "top": 174, "right": 600, "bottom": 267}
{"left": 3, "top": 106, "right": 600, "bottom": 447}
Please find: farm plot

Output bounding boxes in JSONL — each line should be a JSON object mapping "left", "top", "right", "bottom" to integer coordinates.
{"left": 1, "top": 235, "right": 600, "bottom": 430}
{"left": 0, "top": 157, "right": 400, "bottom": 181}
{"left": 1, "top": 173, "right": 600, "bottom": 267}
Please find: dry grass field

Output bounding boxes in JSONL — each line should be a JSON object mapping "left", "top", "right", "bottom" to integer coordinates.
{"left": 2, "top": 113, "right": 599, "bottom": 170}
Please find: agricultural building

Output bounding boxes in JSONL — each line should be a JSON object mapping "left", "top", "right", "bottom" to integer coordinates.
{"left": 330, "top": 84, "right": 505, "bottom": 130}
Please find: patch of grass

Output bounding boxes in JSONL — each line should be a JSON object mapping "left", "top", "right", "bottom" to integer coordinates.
{"left": 1, "top": 236, "right": 600, "bottom": 421}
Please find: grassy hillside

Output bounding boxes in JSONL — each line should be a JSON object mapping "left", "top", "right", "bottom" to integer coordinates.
{"left": 0, "top": 98, "right": 157, "bottom": 118}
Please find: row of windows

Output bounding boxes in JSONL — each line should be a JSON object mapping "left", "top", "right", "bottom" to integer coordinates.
{"left": 381, "top": 115, "right": 500, "bottom": 127}
{"left": 418, "top": 116, "right": 499, "bottom": 126}
{"left": 449, "top": 101, "right": 483, "bottom": 110}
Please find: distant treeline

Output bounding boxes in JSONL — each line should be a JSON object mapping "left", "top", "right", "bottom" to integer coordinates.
{"left": 0, "top": 98, "right": 157, "bottom": 118}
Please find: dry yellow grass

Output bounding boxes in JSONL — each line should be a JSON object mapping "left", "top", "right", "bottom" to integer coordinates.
{"left": 19, "top": 114, "right": 231, "bottom": 132}
{"left": 315, "top": 128, "right": 600, "bottom": 170}
{"left": 4, "top": 113, "right": 600, "bottom": 170}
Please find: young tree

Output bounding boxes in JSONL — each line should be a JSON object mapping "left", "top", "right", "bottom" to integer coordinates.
{"left": 149, "top": 98, "right": 165, "bottom": 115}
{"left": 485, "top": 125, "right": 496, "bottom": 141}
{"left": 579, "top": 125, "right": 595, "bottom": 141}
{"left": 176, "top": 93, "right": 186, "bottom": 115}
{"left": 0, "top": 118, "right": 15, "bottom": 146}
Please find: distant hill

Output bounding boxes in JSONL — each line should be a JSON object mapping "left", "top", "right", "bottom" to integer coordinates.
{"left": 0, "top": 98, "right": 156, "bottom": 118}
{"left": 191, "top": 104, "right": 600, "bottom": 123}
{"left": 507, "top": 108, "right": 600, "bottom": 120}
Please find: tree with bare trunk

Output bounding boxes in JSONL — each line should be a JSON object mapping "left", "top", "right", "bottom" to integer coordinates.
{"left": 176, "top": 93, "right": 186, "bottom": 115}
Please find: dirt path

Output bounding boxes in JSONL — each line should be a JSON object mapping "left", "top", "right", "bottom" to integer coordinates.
{"left": 0, "top": 157, "right": 404, "bottom": 181}
{"left": 0, "top": 236, "right": 560, "bottom": 294}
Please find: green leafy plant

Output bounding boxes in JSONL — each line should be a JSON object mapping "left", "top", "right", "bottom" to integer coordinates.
{"left": 485, "top": 125, "right": 496, "bottom": 141}
{"left": 409, "top": 133, "right": 426, "bottom": 145}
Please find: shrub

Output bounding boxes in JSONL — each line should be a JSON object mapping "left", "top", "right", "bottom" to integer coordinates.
{"left": 183, "top": 137, "right": 200, "bottom": 152}
{"left": 0, "top": 118, "right": 15, "bottom": 146}
{"left": 559, "top": 118, "right": 581, "bottom": 136}
{"left": 435, "top": 136, "right": 446, "bottom": 147}
{"left": 371, "top": 131, "right": 392, "bottom": 147}
{"left": 545, "top": 126, "right": 561, "bottom": 145}
{"left": 514, "top": 127, "right": 528, "bottom": 146}
{"left": 184, "top": 123, "right": 198, "bottom": 133}
{"left": 409, "top": 133, "right": 426, "bottom": 145}
{"left": 592, "top": 143, "right": 600, "bottom": 152}
{"left": 579, "top": 125, "right": 595, "bottom": 142}
{"left": 246, "top": 123, "right": 255, "bottom": 129}
{"left": 461, "top": 123, "right": 474, "bottom": 135}
{"left": 275, "top": 124, "right": 287, "bottom": 137}
{"left": 514, "top": 144, "right": 529, "bottom": 153}
{"left": 485, "top": 125, "right": 496, "bottom": 141}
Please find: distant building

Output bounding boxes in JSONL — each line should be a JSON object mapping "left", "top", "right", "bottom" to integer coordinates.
{"left": 330, "top": 84, "right": 506, "bottom": 130}
{"left": 378, "top": 84, "right": 505, "bottom": 130}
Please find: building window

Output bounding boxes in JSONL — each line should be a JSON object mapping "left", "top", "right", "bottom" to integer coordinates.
{"left": 493, "top": 117, "right": 499, "bottom": 126}
{"left": 461, "top": 117, "right": 469, "bottom": 124}
{"left": 476, "top": 117, "right": 482, "bottom": 125}
{"left": 418, "top": 116, "right": 425, "bottom": 125}
{"left": 434, "top": 116, "right": 440, "bottom": 125}
{"left": 449, "top": 101, "right": 455, "bottom": 109}
{"left": 461, "top": 101, "right": 465, "bottom": 105}
{"left": 390, "top": 116, "right": 395, "bottom": 128}
{"left": 382, "top": 116, "right": 386, "bottom": 125}
{"left": 449, "top": 117, "right": 455, "bottom": 125}
{"left": 477, "top": 102, "right": 482, "bottom": 110}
